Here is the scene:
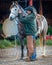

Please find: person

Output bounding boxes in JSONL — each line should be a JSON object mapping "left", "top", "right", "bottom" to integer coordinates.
{"left": 18, "top": 6, "right": 37, "bottom": 61}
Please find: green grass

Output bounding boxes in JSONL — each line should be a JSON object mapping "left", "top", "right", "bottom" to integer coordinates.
{"left": 0, "top": 38, "right": 27, "bottom": 49}
{"left": 36, "top": 39, "right": 52, "bottom": 46}
{"left": 0, "top": 38, "right": 52, "bottom": 49}
{"left": 8, "top": 39, "right": 52, "bottom": 46}
{"left": 36, "top": 39, "right": 40, "bottom": 46}
{"left": 0, "top": 39, "right": 15, "bottom": 49}
{"left": 46, "top": 39, "right": 52, "bottom": 46}
{"left": 47, "top": 26, "right": 52, "bottom": 35}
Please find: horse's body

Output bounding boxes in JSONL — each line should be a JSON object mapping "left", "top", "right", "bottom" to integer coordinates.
{"left": 9, "top": 1, "right": 48, "bottom": 59}
{"left": 36, "top": 14, "right": 48, "bottom": 56}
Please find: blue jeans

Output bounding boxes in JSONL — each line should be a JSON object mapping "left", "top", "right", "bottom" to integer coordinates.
{"left": 30, "top": 48, "right": 36, "bottom": 61}
{"left": 30, "top": 35, "right": 37, "bottom": 61}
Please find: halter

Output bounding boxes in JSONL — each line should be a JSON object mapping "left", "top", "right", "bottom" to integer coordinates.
{"left": 11, "top": 12, "right": 18, "bottom": 17}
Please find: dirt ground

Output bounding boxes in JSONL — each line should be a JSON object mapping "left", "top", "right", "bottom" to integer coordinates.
{"left": 0, "top": 46, "right": 52, "bottom": 65}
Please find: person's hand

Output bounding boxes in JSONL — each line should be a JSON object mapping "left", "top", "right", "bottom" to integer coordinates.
{"left": 18, "top": 9, "right": 22, "bottom": 13}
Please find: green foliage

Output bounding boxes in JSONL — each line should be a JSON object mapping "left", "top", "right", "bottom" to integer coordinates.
{"left": 47, "top": 26, "right": 52, "bottom": 35}
{"left": 0, "top": 39, "right": 15, "bottom": 49}
{"left": 36, "top": 39, "right": 40, "bottom": 46}
{"left": 0, "top": 38, "right": 52, "bottom": 49}
{"left": 46, "top": 40, "right": 52, "bottom": 45}
{"left": 17, "top": 38, "right": 52, "bottom": 46}
{"left": 16, "top": 39, "right": 21, "bottom": 45}
{"left": 36, "top": 39, "right": 52, "bottom": 46}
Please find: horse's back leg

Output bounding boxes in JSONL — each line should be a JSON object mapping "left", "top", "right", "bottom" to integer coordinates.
{"left": 43, "top": 33, "right": 46, "bottom": 56}
{"left": 40, "top": 31, "right": 46, "bottom": 56}
{"left": 39, "top": 32, "right": 43, "bottom": 50}
{"left": 39, "top": 31, "right": 45, "bottom": 56}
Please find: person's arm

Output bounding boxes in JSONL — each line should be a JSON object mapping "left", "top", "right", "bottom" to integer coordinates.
{"left": 18, "top": 13, "right": 35, "bottom": 24}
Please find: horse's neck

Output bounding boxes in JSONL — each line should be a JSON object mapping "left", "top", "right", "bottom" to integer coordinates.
{"left": 13, "top": 17, "right": 19, "bottom": 24}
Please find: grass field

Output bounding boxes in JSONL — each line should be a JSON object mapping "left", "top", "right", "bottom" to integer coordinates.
{"left": 36, "top": 39, "right": 52, "bottom": 46}
{"left": 0, "top": 39, "right": 52, "bottom": 49}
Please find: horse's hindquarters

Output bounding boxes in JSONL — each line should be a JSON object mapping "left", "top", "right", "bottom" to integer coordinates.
{"left": 2, "top": 18, "right": 18, "bottom": 37}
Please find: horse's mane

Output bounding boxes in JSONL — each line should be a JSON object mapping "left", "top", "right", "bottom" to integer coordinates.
{"left": 10, "top": 4, "right": 14, "bottom": 9}
{"left": 10, "top": 1, "right": 18, "bottom": 9}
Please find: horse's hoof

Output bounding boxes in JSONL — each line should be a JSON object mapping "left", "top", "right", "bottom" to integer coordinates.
{"left": 24, "top": 57, "right": 37, "bottom": 62}
{"left": 42, "top": 55, "right": 47, "bottom": 57}
{"left": 20, "top": 57, "right": 24, "bottom": 60}
{"left": 24, "top": 57, "right": 31, "bottom": 62}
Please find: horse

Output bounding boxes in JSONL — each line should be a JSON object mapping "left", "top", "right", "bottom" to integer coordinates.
{"left": 9, "top": 1, "right": 48, "bottom": 59}
{"left": 9, "top": 1, "right": 27, "bottom": 59}
{"left": 36, "top": 14, "right": 48, "bottom": 56}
